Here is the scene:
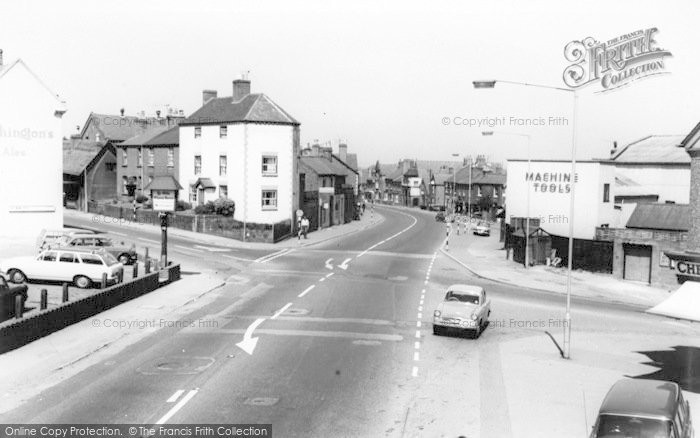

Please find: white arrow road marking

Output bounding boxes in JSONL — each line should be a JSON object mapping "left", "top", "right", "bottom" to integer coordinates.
{"left": 236, "top": 318, "right": 266, "bottom": 355}
{"left": 156, "top": 389, "right": 198, "bottom": 424}
{"left": 325, "top": 258, "right": 334, "bottom": 270}
{"left": 271, "top": 303, "right": 293, "bottom": 320}
{"left": 166, "top": 390, "right": 184, "bottom": 403}
{"left": 338, "top": 258, "right": 351, "bottom": 270}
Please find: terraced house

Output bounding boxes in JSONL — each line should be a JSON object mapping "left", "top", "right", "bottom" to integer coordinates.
{"left": 178, "top": 78, "right": 300, "bottom": 227}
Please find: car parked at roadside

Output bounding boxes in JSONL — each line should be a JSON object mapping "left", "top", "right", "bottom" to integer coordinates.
{"left": 54, "top": 235, "right": 137, "bottom": 265}
{"left": 433, "top": 284, "right": 491, "bottom": 338}
{"left": 36, "top": 228, "right": 101, "bottom": 251}
{"left": 590, "top": 378, "right": 693, "bottom": 438}
{"left": 473, "top": 221, "right": 491, "bottom": 236}
{"left": 0, "top": 273, "right": 28, "bottom": 320}
{"left": 0, "top": 248, "right": 124, "bottom": 289}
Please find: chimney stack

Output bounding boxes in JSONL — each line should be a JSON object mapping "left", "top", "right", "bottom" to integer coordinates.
{"left": 338, "top": 142, "right": 348, "bottom": 163}
{"left": 312, "top": 140, "right": 320, "bottom": 156}
{"left": 233, "top": 79, "right": 251, "bottom": 101}
{"left": 203, "top": 89, "right": 217, "bottom": 105}
{"left": 610, "top": 140, "right": 618, "bottom": 158}
{"left": 120, "top": 108, "right": 125, "bottom": 117}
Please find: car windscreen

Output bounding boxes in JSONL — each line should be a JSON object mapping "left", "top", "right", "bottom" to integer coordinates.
{"left": 594, "top": 415, "right": 671, "bottom": 438}
{"left": 446, "top": 292, "right": 480, "bottom": 304}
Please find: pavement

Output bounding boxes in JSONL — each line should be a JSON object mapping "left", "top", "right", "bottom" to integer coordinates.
{"left": 441, "top": 222, "right": 672, "bottom": 309}
{"left": 1, "top": 205, "right": 698, "bottom": 437}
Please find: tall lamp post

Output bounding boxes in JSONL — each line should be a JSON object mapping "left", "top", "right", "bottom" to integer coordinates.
{"left": 482, "top": 131, "right": 531, "bottom": 269}
{"left": 451, "top": 153, "right": 460, "bottom": 215}
{"left": 474, "top": 79, "right": 577, "bottom": 360}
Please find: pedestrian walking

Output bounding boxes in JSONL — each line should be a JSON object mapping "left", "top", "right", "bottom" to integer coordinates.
{"left": 301, "top": 216, "right": 310, "bottom": 239}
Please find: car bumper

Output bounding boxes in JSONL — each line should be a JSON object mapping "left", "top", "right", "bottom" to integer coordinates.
{"left": 434, "top": 318, "right": 477, "bottom": 329}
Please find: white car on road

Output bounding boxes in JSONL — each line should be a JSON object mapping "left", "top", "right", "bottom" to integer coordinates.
{"left": 0, "top": 248, "right": 124, "bottom": 289}
{"left": 433, "top": 284, "right": 491, "bottom": 338}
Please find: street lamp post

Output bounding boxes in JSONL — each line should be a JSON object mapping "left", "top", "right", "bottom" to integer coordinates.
{"left": 482, "top": 131, "right": 531, "bottom": 269}
{"left": 474, "top": 79, "right": 577, "bottom": 359}
{"left": 451, "top": 153, "right": 460, "bottom": 215}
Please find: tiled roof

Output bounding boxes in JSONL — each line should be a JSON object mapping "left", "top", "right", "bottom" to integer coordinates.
{"left": 83, "top": 113, "right": 171, "bottom": 142}
{"left": 344, "top": 153, "right": 358, "bottom": 172}
{"left": 610, "top": 135, "right": 688, "bottom": 164}
{"left": 454, "top": 167, "right": 506, "bottom": 185}
{"left": 144, "top": 175, "right": 182, "bottom": 191}
{"left": 181, "top": 94, "right": 298, "bottom": 126}
{"left": 301, "top": 156, "right": 351, "bottom": 176}
{"left": 63, "top": 139, "right": 105, "bottom": 175}
{"left": 120, "top": 126, "right": 179, "bottom": 147}
{"left": 626, "top": 203, "right": 690, "bottom": 231}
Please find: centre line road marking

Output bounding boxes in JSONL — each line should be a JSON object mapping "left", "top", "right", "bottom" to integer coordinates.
{"left": 272, "top": 303, "right": 293, "bottom": 319}
{"left": 412, "top": 366, "right": 418, "bottom": 377}
{"left": 418, "top": 306, "right": 423, "bottom": 312}
{"left": 110, "top": 231, "right": 127, "bottom": 237}
{"left": 415, "top": 330, "right": 421, "bottom": 339}
{"left": 417, "top": 312, "right": 422, "bottom": 319}
{"left": 176, "top": 245, "right": 203, "bottom": 253}
{"left": 416, "top": 321, "right": 422, "bottom": 328}
{"left": 414, "top": 341, "right": 420, "bottom": 349}
{"left": 424, "top": 280, "right": 428, "bottom": 285}
{"left": 138, "top": 237, "right": 160, "bottom": 244}
{"left": 167, "top": 390, "right": 184, "bottom": 403}
{"left": 319, "top": 277, "right": 325, "bottom": 282}
{"left": 356, "top": 210, "right": 418, "bottom": 258}
{"left": 414, "top": 352, "right": 420, "bottom": 361}
{"left": 419, "top": 299, "right": 424, "bottom": 305}
{"left": 255, "top": 248, "right": 293, "bottom": 263}
{"left": 156, "top": 389, "right": 198, "bottom": 424}
{"left": 222, "top": 254, "right": 257, "bottom": 262}
{"left": 326, "top": 272, "right": 334, "bottom": 278}
{"left": 298, "top": 285, "right": 315, "bottom": 298}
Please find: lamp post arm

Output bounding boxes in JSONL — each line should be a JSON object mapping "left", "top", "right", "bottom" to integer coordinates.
{"left": 495, "top": 80, "right": 574, "bottom": 93}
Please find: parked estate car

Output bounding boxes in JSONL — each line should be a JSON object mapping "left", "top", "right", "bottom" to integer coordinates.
{"left": 590, "top": 378, "right": 693, "bottom": 438}
{"left": 473, "top": 221, "right": 491, "bottom": 236}
{"left": 0, "top": 248, "right": 124, "bottom": 289}
{"left": 36, "top": 228, "right": 100, "bottom": 251}
{"left": 55, "top": 235, "right": 137, "bottom": 265}
{"left": 433, "top": 284, "right": 491, "bottom": 338}
{"left": 435, "top": 211, "right": 446, "bottom": 222}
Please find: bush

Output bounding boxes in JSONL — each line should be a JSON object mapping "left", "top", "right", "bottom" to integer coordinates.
{"left": 194, "top": 201, "right": 215, "bottom": 215}
{"left": 135, "top": 195, "right": 149, "bottom": 204}
{"left": 176, "top": 200, "right": 192, "bottom": 211}
{"left": 214, "top": 198, "right": 235, "bottom": 217}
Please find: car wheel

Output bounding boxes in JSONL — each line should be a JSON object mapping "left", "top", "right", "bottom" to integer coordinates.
{"left": 118, "top": 254, "right": 130, "bottom": 265}
{"left": 8, "top": 269, "right": 26, "bottom": 284}
{"left": 74, "top": 275, "right": 92, "bottom": 289}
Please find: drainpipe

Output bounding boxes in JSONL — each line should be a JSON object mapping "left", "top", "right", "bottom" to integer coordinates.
{"left": 243, "top": 125, "right": 248, "bottom": 241}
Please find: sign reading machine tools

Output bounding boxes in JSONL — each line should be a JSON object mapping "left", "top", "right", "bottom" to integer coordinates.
{"left": 563, "top": 28, "right": 672, "bottom": 92}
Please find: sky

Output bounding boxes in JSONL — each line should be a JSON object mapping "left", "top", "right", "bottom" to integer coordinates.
{"left": 1, "top": 0, "right": 698, "bottom": 167}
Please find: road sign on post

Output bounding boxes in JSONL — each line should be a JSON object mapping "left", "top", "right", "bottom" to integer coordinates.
{"left": 144, "top": 176, "right": 182, "bottom": 273}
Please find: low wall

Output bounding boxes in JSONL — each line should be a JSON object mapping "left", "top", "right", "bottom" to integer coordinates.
{"left": 0, "top": 264, "right": 181, "bottom": 354}
{"left": 88, "top": 202, "right": 292, "bottom": 243}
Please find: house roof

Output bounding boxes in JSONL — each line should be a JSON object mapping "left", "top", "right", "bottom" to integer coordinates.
{"left": 181, "top": 93, "right": 298, "bottom": 126}
{"left": 82, "top": 113, "right": 170, "bottom": 142}
{"left": 609, "top": 135, "right": 688, "bottom": 164}
{"left": 193, "top": 177, "right": 216, "bottom": 189}
{"left": 120, "top": 126, "right": 179, "bottom": 147}
{"left": 63, "top": 139, "right": 106, "bottom": 176}
{"left": 626, "top": 203, "right": 690, "bottom": 231}
{"left": 344, "top": 153, "right": 358, "bottom": 172}
{"left": 301, "top": 156, "right": 351, "bottom": 176}
{"left": 454, "top": 167, "right": 507, "bottom": 185}
{"left": 681, "top": 121, "right": 700, "bottom": 152}
{"left": 0, "top": 59, "right": 66, "bottom": 113}
{"left": 144, "top": 175, "right": 183, "bottom": 191}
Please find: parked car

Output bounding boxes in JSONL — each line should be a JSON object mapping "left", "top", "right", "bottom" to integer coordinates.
{"left": 433, "top": 285, "right": 491, "bottom": 338}
{"left": 0, "top": 248, "right": 124, "bottom": 289}
{"left": 36, "top": 228, "right": 100, "bottom": 251}
{"left": 435, "top": 211, "right": 446, "bottom": 222}
{"left": 590, "top": 378, "right": 693, "bottom": 438}
{"left": 473, "top": 221, "right": 491, "bottom": 236}
{"left": 54, "top": 235, "right": 137, "bottom": 265}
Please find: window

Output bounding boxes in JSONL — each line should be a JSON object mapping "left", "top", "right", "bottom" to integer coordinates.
{"left": 477, "top": 186, "right": 483, "bottom": 197}
{"left": 167, "top": 147, "right": 174, "bottom": 167}
{"left": 80, "top": 254, "right": 104, "bottom": 265}
{"left": 603, "top": 183, "right": 610, "bottom": 203}
{"left": 262, "top": 155, "right": 278, "bottom": 175}
{"left": 137, "top": 149, "right": 143, "bottom": 167}
{"left": 122, "top": 176, "right": 128, "bottom": 195}
{"left": 122, "top": 149, "right": 128, "bottom": 166}
{"left": 194, "top": 126, "right": 202, "bottom": 138}
{"left": 148, "top": 148, "right": 155, "bottom": 167}
{"left": 194, "top": 155, "right": 202, "bottom": 175}
{"left": 220, "top": 126, "right": 227, "bottom": 139}
{"left": 219, "top": 155, "right": 227, "bottom": 176}
{"left": 42, "top": 251, "right": 57, "bottom": 261}
{"left": 189, "top": 184, "right": 197, "bottom": 204}
{"left": 59, "top": 253, "right": 76, "bottom": 263}
{"left": 219, "top": 185, "right": 228, "bottom": 198}
{"left": 261, "top": 189, "right": 278, "bottom": 210}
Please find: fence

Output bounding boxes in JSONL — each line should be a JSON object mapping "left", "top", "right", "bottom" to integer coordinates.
{"left": 88, "top": 202, "right": 292, "bottom": 243}
{"left": 0, "top": 264, "right": 181, "bottom": 354}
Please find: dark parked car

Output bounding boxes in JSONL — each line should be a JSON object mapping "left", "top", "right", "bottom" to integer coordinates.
{"left": 0, "top": 274, "right": 28, "bottom": 321}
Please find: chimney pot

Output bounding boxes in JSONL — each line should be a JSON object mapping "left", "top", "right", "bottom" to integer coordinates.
{"left": 233, "top": 79, "right": 251, "bottom": 101}
{"left": 120, "top": 108, "right": 125, "bottom": 117}
{"left": 203, "top": 89, "right": 217, "bottom": 105}
{"left": 339, "top": 142, "right": 348, "bottom": 162}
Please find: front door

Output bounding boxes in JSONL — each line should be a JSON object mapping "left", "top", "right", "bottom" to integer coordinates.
{"left": 623, "top": 244, "right": 652, "bottom": 283}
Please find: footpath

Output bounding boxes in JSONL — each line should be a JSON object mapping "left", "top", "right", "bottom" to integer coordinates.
{"left": 440, "top": 223, "right": 672, "bottom": 309}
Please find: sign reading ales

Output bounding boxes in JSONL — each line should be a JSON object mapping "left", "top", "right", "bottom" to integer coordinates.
{"left": 525, "top": 172, "right": 579, "bottom": 194}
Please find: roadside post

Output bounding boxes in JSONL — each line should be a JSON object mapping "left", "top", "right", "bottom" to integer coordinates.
{"left": 62, "top": 283, "right": 69, "bottom": 302}
{"left": 40, "top": 289, "right": 47, "bottom": 310}
{"left": 145, "top": 176, "right": 181, "bottom": 276}
{"left": 14, "top": 295, "right": 23, "bottom": 319}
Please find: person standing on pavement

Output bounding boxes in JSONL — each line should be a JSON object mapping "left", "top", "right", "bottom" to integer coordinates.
{"left": 301, "top": 216, "right": 310, "bottom": 239}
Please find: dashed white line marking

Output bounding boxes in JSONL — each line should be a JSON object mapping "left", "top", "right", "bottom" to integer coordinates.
{"left": 414, "top": 352, "right": 420, "bottom": 361}
{"left": 156, "top": 389, "right": 198, "bottom": 424}
{"left": 166, "top": 390, "right": 184, "bottom": 403}
{"left": 415, "top": 330, "right": 421, "bottom": 339}
{"left": 412, "top": 366, "right": 418, "bottom": 377}
{"left": 110, "top": 231, "right": 127, "bottom": 237}
{"left": 272, "top": 302, "right": 293, "bottom": 319}
{"left": 222, "top": 254, "right": 256, "bottom": 262}
{"left": 259, "top": 248, "right": 293, "bottom": 263}
{"left": 421, "top": 289, "right": 426, "bottom": 294}
{"left": 424, "top": 280, "right": 428, "bottom": 285}
{"left": 416, "top": 321, "right": 422, "bottom": 328}
{"left": 417, "top": 312, "right": 422, "bottom": 319}
{"left": 325, "top": 272, "right": 334, "bottom": 278}
{"left": 419, "top": 299, "right": 424, "bottom": 305}
{"left": 176, "top": 245, "right": 203, "bottom": 253}
{"left": 414, "top": 341, "right": 420, "bottom": 349}
{"left": 319, "top": 277, "right": 325, "bottom": 282}
{"left": 298, "top": 285, "right": 315, "bottom": 298}
{"left": 418, "top": 306, "right": 423, "bottom": 312}
{"left": 356, "top": 211, "right": 418, "bottom": 258}
{"left": 138, "top": 237, "right": 160, "bottom": 244}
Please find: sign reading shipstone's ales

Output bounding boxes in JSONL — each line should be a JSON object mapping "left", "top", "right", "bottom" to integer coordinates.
{"left": 525, "top": 172, "right": 579, "bottom": 194}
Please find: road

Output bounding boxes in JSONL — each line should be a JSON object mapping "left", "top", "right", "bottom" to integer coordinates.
{"left": 3, "top": 206, "right": 700, "bottom": 437}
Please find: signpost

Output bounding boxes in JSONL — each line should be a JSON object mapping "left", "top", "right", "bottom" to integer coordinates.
{"left": 145, "top": 177, "right": 182, "bottom": 273}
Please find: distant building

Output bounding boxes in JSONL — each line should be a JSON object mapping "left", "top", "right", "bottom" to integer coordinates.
{"left": 446, "top": 157, "right": 506, "bottom": 215}
{"left": 80, "top": 109, "right": 183, "bottom": 143}
{"left": 0, "top": 49, "right": 66, "bottom": 238}
{"left": 63, "top": 138, "right": 117, "bottom": 209}
{"left": 178, "top": 79, "right": 300, "bottom": 227}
